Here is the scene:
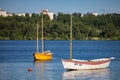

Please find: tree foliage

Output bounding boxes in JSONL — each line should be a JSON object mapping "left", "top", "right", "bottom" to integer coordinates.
{"left": 0, "top": 13, "right": 120, "bottom": 40}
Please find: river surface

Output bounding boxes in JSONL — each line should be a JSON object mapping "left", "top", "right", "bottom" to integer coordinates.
{"left": 0, "top": 40, "right": 120, "bottom": 80}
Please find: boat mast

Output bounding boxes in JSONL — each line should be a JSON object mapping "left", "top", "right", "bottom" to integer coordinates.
{"left": 70, "top": 14, "right": 72, "bottom": 60}
{"left": 36, "top": 21, "right": 39, "bottom": 53}
{"left": 41, "top": 11, "right": 44, "bottom": 53}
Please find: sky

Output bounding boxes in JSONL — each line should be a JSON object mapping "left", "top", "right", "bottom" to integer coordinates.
{"left": 0, "top": 0, "right": 120, "bottom": 14}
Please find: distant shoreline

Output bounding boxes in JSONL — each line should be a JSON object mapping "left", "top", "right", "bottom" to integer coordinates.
{"left": 0, "top": 13, "right": 120, "bottom": 40}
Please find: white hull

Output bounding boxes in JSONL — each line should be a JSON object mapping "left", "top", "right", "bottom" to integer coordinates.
{"left": 62, "top": 57, "right": 115, "bottom": 70}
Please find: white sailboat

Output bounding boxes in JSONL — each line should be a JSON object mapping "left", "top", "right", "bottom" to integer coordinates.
{"left": 61, "top": 15, "right": 115, "bottom": 70}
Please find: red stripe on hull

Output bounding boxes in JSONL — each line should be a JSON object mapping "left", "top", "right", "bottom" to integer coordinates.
{"left": 63, "top": 59, "right": 110, "bottom": 65}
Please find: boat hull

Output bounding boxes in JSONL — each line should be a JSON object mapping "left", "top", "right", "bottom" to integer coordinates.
{"left": 62, "top": 57, "right": 114, "bottom": 70}
{"left": 34, "top": 51, "right": 52, "bottom": 61}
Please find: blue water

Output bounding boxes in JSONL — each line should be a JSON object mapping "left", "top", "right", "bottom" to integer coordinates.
{"left": 0, "top": 40, "right": 120, "bottom": 80}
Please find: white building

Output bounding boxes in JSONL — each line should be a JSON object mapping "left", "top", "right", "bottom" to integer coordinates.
{"left": 16, "top": 13, "right": 32, "bottom": 17}
{"left": 16, "top": 13, "right": 26, "bottom": 16}
{"left": 48, "top": 12, "right": 54, "bottom": 20}
{"left": 0, "top": 8, "right": 13, "bottom": 17}
{"left": 0, "top": 8, "right": 53, "bottom": 19}
{"left": 42, "top": 9, "right": 54, "bottom": 20}
{"left": 92, "top": 13, "right": 99, "bottom": 16}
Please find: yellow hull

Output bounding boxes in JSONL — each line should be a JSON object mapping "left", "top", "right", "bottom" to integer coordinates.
{"left": 34, "top": 52, "right": 52, "bottom": 60}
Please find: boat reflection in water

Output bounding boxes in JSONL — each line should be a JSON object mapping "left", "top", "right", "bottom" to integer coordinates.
{"left": 63, "top": 69, "right": 110, "bottom": 80}
{"left": 34, "top": 60, "right": 54, "bottom": 80}
{"left": 34, "top": 61, "right": 45, "bottom": 80}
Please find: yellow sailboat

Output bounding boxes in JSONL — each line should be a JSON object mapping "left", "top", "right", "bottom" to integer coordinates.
{"left": 33, "top": 10, "right": 52, "bottom": 61}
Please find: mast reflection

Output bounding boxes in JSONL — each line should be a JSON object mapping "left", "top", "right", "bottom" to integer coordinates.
{"left": 34, "top": 61, "right": 46, "bottom": 80}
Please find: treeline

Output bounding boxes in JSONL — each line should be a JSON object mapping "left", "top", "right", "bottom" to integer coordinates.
{"left": 0, "top": 12, "right": 120, "bottom": 40}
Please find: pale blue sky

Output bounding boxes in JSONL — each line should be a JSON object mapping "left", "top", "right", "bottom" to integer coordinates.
{"left": 0, "top": 0, "right": 120, "bottom": 14}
